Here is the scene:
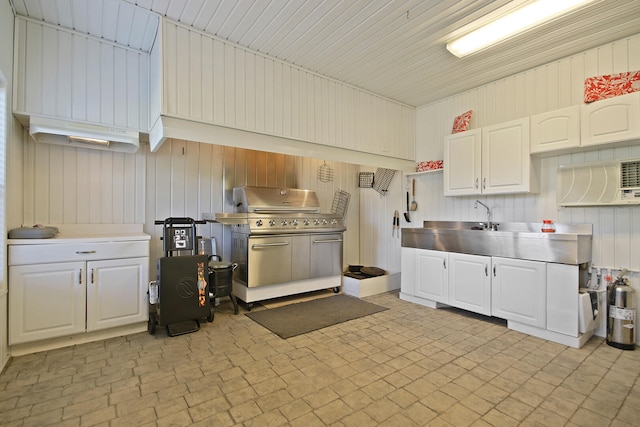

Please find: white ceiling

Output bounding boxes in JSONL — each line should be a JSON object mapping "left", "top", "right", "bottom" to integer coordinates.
{"left": 9, "top": 0, "right": 640, "bottom": 107}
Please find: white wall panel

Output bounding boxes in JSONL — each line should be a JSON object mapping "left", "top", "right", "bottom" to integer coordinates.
{"left": 13, "top": 17, "right": 148, "bottom": 132}
{"left": 159, "top": 20, "right": 415, "bottom": 161}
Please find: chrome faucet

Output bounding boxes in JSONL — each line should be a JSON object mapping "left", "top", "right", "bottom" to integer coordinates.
{"left": 474, "top": 200, "right": 494, "bottom": 230}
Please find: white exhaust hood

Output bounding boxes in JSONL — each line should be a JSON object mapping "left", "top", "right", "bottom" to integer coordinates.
{"left": 29, "top": 116, "right": 140, "bottom": 153}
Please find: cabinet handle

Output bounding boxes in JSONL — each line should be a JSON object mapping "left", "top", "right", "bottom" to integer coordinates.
{"left": 474, "top": 178, "right": 478, "bottom": 189}
{"left": 482, "top": 177, "right": 486, "bottom": 189}
{"left": 443, "top": 259, "right": 447, "bottom": 269}
{"left": 91, "top": 268, "right": 94, "bottom": 284}
{"left": 485, "top": 265, "right": 488, "bottom": 276}
{"left": 312, "top": 239, "right": 343, "bottom": 244}
{"left": 79, "top": 268, "right": 82, "bottom": 285}
{"left": 493, "top": 265, "right": 496, "bottom": 277}
{"left": 252, "top": 242, "right": 290, "bottom": 249}
{"left": 76, "top": 250, "right": 97, "bottom": 254}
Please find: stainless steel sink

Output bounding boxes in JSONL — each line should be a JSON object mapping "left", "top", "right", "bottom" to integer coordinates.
{"left": 401, "top": 221, "right": 592, "bottom": 264}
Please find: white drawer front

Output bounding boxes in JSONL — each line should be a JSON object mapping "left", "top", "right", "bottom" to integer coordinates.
{"left": 9, "top": 241, "right": 150, "bottom": 265}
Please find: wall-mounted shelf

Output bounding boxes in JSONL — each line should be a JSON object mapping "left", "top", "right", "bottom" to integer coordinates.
{"left": 405, "top": 169, "right": 443, "bottom": 178}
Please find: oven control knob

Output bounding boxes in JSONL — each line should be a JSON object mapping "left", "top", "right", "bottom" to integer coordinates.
{"left": 281, "top": 220, "right": 288, "bottom": 226}
{"left": 269, "top": 219, "right": 276, "bottom": 226}
{"left": 322, "top": 219, "right": 328, "bottom": 225}
{"left": 314, "top": 219, "right": 320, "bottom": 225}
{"left": 291, "top": 220, "right": 298, "bottom": 226}
{"left": 303, "top": 219, "right": 309, "bottom": 226}
{"left": 331, "top": 219, "right": 337, "bottom": 225}
{"left": 256, "top": 220, "right": 263, "bottom": 227}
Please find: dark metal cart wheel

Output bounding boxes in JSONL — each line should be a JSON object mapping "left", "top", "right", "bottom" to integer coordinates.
{"left": 148, "top": 313, "right": 157, "bottom": 335}
{"left": 207, "top": 309, "right": 214, "bottom": 322}
{"left": 247, "top": 302, "right": 254, "bottom": 311}
{"left": 333, "top": 287, "right": 340, "bottom": 293}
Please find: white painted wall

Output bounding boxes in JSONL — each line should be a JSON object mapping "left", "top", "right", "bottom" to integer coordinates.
{"left": 415, "top": 32, "right": 640, "bottom": 339}
{"left": 0, "top": 0, "right": 14, "bottom": 372}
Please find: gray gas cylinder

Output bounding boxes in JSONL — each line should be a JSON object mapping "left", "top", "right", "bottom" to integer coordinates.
{"left": 607, "top": 276, "right": 636, "bottom": 350}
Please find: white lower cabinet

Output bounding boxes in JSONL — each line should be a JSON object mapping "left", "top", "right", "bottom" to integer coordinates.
{"left": 449, "top": 253, "right": 492, "bottom": 316}
{"left": 402, "top": 249, "right": 491, "bottom": 316}
{"left": 8, "top": 237, "right": 149, "bottom": 346}
{"left": 415, "top": 249, "right": 449, "bottom": 303}
{"left": 491, "top": 257, "right": 546, "bottom": 329}
{"left": 401, "top": 248, "right": 589, "bottom": 347}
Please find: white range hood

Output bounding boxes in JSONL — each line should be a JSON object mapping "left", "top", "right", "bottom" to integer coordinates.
{"left": 29, "top": 116, "right": 140, "bottom": 153}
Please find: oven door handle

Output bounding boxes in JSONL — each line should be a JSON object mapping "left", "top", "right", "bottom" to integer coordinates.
{"left": 312, "top": 239, "right": 343, "bottom": 244}
{"left": 251, "top": 242, "right": 290, "bottom": 249}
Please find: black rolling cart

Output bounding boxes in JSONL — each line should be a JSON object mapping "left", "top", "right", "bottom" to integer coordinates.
{"left": 148, "top": 217, "right": 214, "bottom": 336}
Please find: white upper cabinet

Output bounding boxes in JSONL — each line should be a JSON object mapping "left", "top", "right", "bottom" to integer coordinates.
{"left": 530, "top": 106, "right": 581, "bottom": 154}
{"left": 12, "top": 18, "right": 149, "bottom": 132}
{"left": 445, "top": 118, "right": 536, "bottom": 196}
{"left": 581, "top": 92, "right": 640, "bottom": 147}
{"left": 444, "top": 129, "right": 482, "bottom": 195}
{"left": 482, "top": 118, "right": 535, "bottom": 194}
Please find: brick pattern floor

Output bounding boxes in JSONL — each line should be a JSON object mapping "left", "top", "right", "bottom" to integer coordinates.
{"left": 0, "top": 290, "right": 639, "bottom": 426}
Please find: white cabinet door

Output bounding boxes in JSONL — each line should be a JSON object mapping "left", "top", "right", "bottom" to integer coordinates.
{"left": 581, "top": 92, "right": 640, "bottom": 147}
{"left": 400, "top": 247, "right": 417, "bottom": 297}
{"left": 444, "top": 129, "right": 481, "bottom": 196}
{"left": 546, "top": 263, "right": 579, "bottom": 337}
{"left": 86, "top": 258, "right": 149, "bottom": 332}
{"left": 9, "top": 262, "right": 86, "bottom": 344}
{"left": 449, "top": 253, "right": 491, "bottom": 316}
{"left": 482, "top": 118, "right": 532, "bottom": 194}
{"left": 530, "top": 106, "right": 581, "bottom": 154}
{"left": 491, "top": 257, "right": 546, "bottom": 328}
{"left": 415, "top": 250, "right": 449, "bottom": 303}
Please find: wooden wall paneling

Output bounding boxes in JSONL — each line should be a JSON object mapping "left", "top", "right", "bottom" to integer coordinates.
{"left": 213, "top": 39, "right": 226, "bottom": 125}
{"left": 190, "top": 30, "right": 203, "bottom": 121}
{"left": 41, "top": 26, "right": 58, "bottom": 116}
{"left": 85, "top": 38, "right": 102, "bottom": 124}
{"left": 176, "top": 26, "right": 191, "bottom": 119}
{"left": 75, "top": 149, "right": 90, "bottom": 223}
{"left": 99, "top": 43, "right": 115, "bottom": 126}
{"left": 236, "top": 48, "right": 247, "bottom": 130}
{"left": 101, "top": 153, "right": 115, "bottom": 224}
{"left": 57, "top": 30, "right": 72, "bottom": 119}
{"left": 306, "top": 72, "right": 315, "bottom": 142}
{"left": 274, "top": 60, "right": 283, "bottom": 137}
{"left": 170, "top": 139, "right": 187, "bottom": 216}
{"left": 264, "top": 57, "right": 274, "bottom": 135}
{"left": 86, "top": 150, "right": 102, "bottom": 223}
{"left": 48, "top": 146, "right": 64, "bottom": 224}
{"left": 154, "top": 142, "right": 172, "bottom": 223}
{"left": 185, "top": 140, "right": 201, "bottom": 218}
{"left": 224, "top": 43, "right": 236, "bottom": 127}
{"left": 201, "top": 36, "right": 214, "bottom": 123}
{"left": 298, "top": 70, "right": 308, "bottom": 141}
{"left": 290, "top": 67, "right": 300, "bottom": 140}
{"left": 314, "top": 75, "right": 323, "bottom": 145}
{"left": 254, "top": 54, "right": 265, "bottom": 133}
{"left": 234, "top": 148, "right": 247, "bottom": 187}
{"left": 245, "top": 52, "right": 256, "bottom": 131}
{"left": 113, "top": 48, "right": 128, "bottom": 128}
{"left": 111, "top": 153, "right": 125, "bottom": 224}
{"left": 31, "top": 143, "right": 47, "bottom": 224}
{"left": 62, "top": 147, "right": 78, "bottom": 223}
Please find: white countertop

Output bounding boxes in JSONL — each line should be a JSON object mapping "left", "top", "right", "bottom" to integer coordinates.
{"left": 7, "top": 224, "right": 151, "bottom": 245}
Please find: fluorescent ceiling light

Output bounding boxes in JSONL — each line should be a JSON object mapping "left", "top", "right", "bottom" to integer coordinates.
{"left": 446, "top": 0, "right": 597, "bottom": 58}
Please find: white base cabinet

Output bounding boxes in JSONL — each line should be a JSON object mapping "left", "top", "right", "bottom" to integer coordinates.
{"left": 491, "top": 257, "right": 546, "bottom": 329}
{"left": 8, "top": 232, "right": 150, "bottom": 348}
{"left": 401, "top": 248, "right": 589, "bottom": 347}
{"left": 401, "top": 249, "right": 491, "bottom": 316}
{"left": 449, "top": 253, "right": 491, "bottom": 316}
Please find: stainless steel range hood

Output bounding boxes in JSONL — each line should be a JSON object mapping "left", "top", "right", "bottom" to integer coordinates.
{"left": 29, "top": 116, "right": 140, "bottom": 153}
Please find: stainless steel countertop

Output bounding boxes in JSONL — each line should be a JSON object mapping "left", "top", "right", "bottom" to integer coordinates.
{"left": 402, "top": 221, "right": 592, "bottom": 265}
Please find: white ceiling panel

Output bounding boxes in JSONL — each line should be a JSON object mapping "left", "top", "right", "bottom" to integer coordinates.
{"left": 9, "top": 0, "right": 640, "bottom": 106}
